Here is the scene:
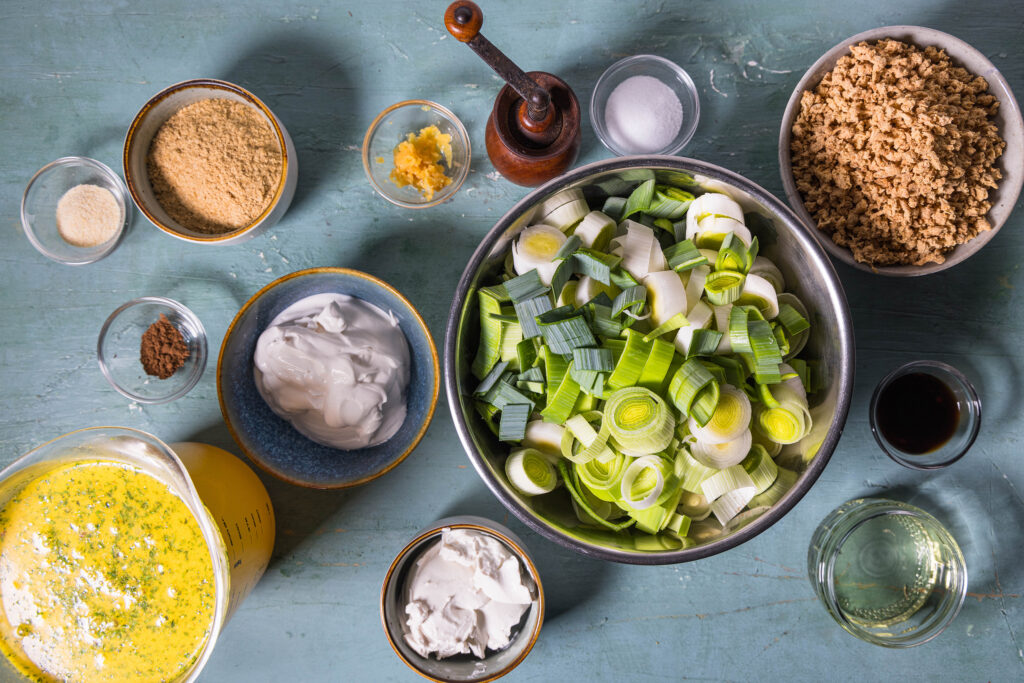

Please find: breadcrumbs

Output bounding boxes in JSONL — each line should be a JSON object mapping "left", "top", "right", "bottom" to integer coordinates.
{"left": 147, "top": 98, "right": 283, "bottom": 235}
{"left": 790, "top": 39, "right": 1005, "bottom": 266}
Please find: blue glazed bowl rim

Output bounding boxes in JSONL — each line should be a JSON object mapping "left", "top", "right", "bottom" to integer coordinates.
{"left": 216, "top": 267, "right": 440, "bottom": 489}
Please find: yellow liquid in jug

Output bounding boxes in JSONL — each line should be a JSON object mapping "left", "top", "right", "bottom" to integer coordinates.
{"left": 0, "top": 460, "right": 216, "bottom": 682}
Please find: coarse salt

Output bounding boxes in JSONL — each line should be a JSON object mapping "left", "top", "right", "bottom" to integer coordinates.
{"left": 604, "top": 75, "right": 683, "bottom": 154}
{"left": 55, "top": 184, "right": 120, "bottom": 247}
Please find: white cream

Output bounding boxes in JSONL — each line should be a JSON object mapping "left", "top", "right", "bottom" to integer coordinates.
{"left": 403, "top": 528, "right": 535, "bottom": 660}
{"left": 253, "top": 292, "right": 410, "bottom": 450}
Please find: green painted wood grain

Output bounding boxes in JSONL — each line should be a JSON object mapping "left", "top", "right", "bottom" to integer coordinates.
{"left": 1, "top": 0, "right": 1022, "bottom": 680}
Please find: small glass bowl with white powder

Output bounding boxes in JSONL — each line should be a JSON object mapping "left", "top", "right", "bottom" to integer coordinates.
{"left": 590, "top": 54, "right": 700, "bottom": 157}
{"left": 21, "top": 156, "right": 131, "bottom": 265}
{"left": 381, "top": 516, "right": 544, "bottom": 682}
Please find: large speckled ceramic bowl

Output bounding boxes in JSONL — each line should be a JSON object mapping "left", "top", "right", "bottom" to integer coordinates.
{"left": 217, "top": 268, "right": 439, "bottom": 489}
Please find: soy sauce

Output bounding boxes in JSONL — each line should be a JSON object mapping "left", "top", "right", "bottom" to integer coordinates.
{"left": 875, "top": 372, "right": 959, "bottom": 454}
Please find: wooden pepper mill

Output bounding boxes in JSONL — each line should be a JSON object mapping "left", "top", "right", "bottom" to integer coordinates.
{"left": 444, "top": 1, "right": 581, "bottom": 187}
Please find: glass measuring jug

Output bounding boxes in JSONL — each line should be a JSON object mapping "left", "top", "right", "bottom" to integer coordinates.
{"left": 0, "top": 427, "right": 275, "bottom": 681}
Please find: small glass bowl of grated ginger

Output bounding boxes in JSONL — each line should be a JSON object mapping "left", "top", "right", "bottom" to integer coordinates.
{"left": 362, "top": 100, "right": 471, "bottom": 209}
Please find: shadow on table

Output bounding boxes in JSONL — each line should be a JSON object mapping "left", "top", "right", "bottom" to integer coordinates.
{"left": 221, "top": 32, "right": 358, "bottom": 216}
{"left": 871, "top": 482, "right": 1023, "bottom": 606}
{"left": 186, "top": 421, "right": 351, "bottom": 567}
{"left": 161, "top": 266, "right": 252, "bottom": 311}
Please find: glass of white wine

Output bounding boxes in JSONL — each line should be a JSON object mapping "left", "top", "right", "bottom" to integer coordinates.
{"left": 807, "top": 498, "right": 967, "bottom": 647}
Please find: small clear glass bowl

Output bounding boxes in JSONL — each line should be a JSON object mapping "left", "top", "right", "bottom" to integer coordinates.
{"left": 870, "top": 360, "right": 982, "bottom": 470}
{"left": 808, "top": 498, "right": 967, "bottom": 648}
{"left": 21, "top": 156, "right": 130, "bottom": 265}
{"left": 590, "top": 54, "right": 700, "bottom": 156}
{"left": 97, "top": 296, "right": 207, "bottom": 404}
{"left": 362, "top": 99, "right": 471, "bottom": 209}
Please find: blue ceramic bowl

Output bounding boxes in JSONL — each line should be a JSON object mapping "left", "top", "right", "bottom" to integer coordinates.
{"left": 217, "top": 268, "right": 439, "bottom": 488}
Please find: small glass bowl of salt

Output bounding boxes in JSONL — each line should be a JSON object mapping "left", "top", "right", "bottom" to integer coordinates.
{"left": 21, "top": 156, "right": 131, "bottom": 265}
{"left": 590, "top": 54, "right": 700, "bottom": 157}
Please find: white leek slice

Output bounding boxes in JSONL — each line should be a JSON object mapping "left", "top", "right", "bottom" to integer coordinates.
{"left": 750, "top": 256, "right": 785, "bottom": 293}
{"left": 573, "top": 211, "right": 616, "bottom": 250}
{"left": 522, "top": 420, "right": 565, "bottom": 463}
{"left": 557, "top": 280, "right": 578, "bottom": 307}
{"left": 512, "top": 224, "right": 566, "bottom": 286}
{"left": 645, "top": 270, "right": 688, "bottom": 328}
{"left": 506, "top": 448, "right": 558, "bottom": 496}
{"left": 711, "top": 486, "right": 756, "bottom": 525}
{"left": 692, "top": 429, "right": 752, "bottom": 469}
{"left": 613, "top": 220, "right": 666, "bottom": 280}
{"left": 749, "top": 467, "right": 798, "bottom": 507}
{"left": 604, "top": 387, "right": 675, "bottom": 455}
{"left": 700, "top": 464, "right": 755, "bottom": 503}
{"left": 688, "top": 386, "right": 751, "bottom": 444}
{"left": 674, "top": 301, "right": 714, "bottom": 355}
{"left": 678, "top": 490, "right": 712, "bottom": 521}
{"left": 574, "top": 275, "right": 619, "bottom": 307}
{"left": 736, "top": 273, "right": 779, "bottom": 319}
{"left": 536, "top": 188, "right": 587, "bottom": 231}
{"left": 778, "top": 362, "right": 807, "bottom": 402}
{"left": 724, "top": 505, "right": 770, "bottom": 532}
{"left": 685, "top": 193, "right": 745, "bottom": 239}
{"left": 619, "top": 455, "right": 666, "bottom": 510}
{"left": 712, "top": 304, "right": 733, "bottom": 353}
{"left": 678, "top": 447, "right": 716, "bottom": 493}
{"left": 755, "top": 387, "right": 812, "bottom": 445}
{"left": 698, "top": 248, "right": 719, "bottom": 263}
{"left": 688, "top": 517, "right": 724, "bottom": 543}
{"left": 690, "top": 216, "right": 753, "bottom": 249}
{"left": 684, "top": 265, "right": 710, "bottom": 310}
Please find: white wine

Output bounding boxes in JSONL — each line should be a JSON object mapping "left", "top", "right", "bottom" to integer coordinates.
{"left": 808, "top": 498, "right": 967, "bottom": 647}
{"left": 831, "top": 512, "right": 939, "bottom": 626}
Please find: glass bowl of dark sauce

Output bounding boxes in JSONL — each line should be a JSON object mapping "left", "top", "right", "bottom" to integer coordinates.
{"left": 870, "top": 361, "right": 981, "bottom": 470}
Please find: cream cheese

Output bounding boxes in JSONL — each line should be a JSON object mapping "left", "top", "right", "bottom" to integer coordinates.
{"left": 253, "top": 292, "right": 410, "bottom": 449}
{"left": 403, "top": 528, "right": 535, "bottom": 659}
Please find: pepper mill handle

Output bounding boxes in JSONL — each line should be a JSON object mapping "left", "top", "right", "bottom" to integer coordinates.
{"left": 444, "top": 1, "right": 551, "bottom": 125}
{"left": 444, "top": 0, "right": 483, "bottom": 42}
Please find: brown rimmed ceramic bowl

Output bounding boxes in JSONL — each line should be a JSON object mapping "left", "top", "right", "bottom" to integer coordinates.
{"left": 123, "top": 78, "right": 297, "bottom": 245}
{"left": 381, "top": 516, "right": 544, "bottom": 682}
{"left": 779, "top": 26, "right": 1024, "bottom": 276}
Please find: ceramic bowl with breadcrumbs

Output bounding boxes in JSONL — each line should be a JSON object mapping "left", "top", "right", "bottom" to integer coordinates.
{"left": 779, "top": 26, "right": 1024, "bottom": 276}
{"left": 123, "top": 79, "right": 298, "bottom": 245}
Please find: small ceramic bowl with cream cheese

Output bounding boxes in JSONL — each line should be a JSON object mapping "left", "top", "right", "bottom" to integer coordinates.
{"left": 381, "top": 516, "right": 544, "bottom": 682}
{"left": 362, "top": 99, "right": 471, "bottom": 209}
{"left": 217, "top": 267, "right": 439, "bottom": 489}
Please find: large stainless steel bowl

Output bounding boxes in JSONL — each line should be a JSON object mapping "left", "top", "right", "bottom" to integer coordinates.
{"left": 445, "top": 157, "right": 854, "bottom": 564}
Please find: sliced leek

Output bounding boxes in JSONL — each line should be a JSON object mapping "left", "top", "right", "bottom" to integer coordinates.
{"left": 475, "top": 181, "right": 822, "bottom": 548}
{"left": 688, "top": 385, "right": 751, "bottom": 444}
{"left": 604, "top": 387, "right": 675, "bottom": 455}
{"left": 506, "top": 448, "right": 558, "bottom": 496}
{"left": 512, "top": 224, "right": 567, "bottom": 285}
{"left": 619, "top": 455, "right": 668, "bottom": 510}
{"left": 573, "top": 211, "right": 616, "bottom": 251}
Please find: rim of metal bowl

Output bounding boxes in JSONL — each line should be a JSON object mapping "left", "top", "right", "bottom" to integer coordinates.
{"left": 444, "top": 155, "right": 855, "bottom": 564}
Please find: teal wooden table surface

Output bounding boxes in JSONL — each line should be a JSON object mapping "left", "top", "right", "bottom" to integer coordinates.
{"left": 2, "top": 0, "right": 1022, "bottom": 680}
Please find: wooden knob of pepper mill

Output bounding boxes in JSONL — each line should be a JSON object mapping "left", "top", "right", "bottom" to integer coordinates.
{"left": 444, "top": 1, "right": 580, "bottom": 187}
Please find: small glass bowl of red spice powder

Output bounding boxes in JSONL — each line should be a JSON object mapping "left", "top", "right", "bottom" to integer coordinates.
{"left": 97, "top": 296, "right": 207, "bottom": 403}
